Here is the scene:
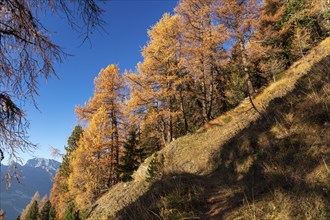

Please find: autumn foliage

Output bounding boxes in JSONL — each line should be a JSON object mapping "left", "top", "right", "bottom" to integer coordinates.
{"left": 49, "top": 0, "right": 329, "bottom": 218}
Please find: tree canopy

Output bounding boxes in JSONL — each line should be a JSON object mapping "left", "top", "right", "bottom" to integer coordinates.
{"left": 45, "top": 0, "right": 330, "bottom": 217}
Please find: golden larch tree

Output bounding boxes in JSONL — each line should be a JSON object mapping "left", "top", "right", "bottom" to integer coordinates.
{"left": 126, "top": 14, "right": 187, "bottom": 146}
{"left": 216, "top": 0, "right": 260, "bottom": 97}
{"left": 250, "top": 0, "right": 329, "bottom": 80}
{"left": 76, "top": 64, "right": 125, "bottom": 183}
{"left": 175, "top": 0, "right": 229, "bottom": 123}
{"left": 68, "top": 106, "right": 113, "bottom": 210}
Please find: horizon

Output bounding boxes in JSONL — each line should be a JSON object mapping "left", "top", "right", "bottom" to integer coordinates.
{"left": 2, "top": 157, "right": 61, "bottom": 166}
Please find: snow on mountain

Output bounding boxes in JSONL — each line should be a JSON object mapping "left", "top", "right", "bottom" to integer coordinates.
{"left": 0, "top": 158, "right": 61, "bottom": 220}
{"left": 25, "top": 158, "right": 61, "bottom": 176}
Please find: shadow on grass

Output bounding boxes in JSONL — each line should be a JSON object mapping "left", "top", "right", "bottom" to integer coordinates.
{"left": 116, "top": 57, "right": 330, "bottom": 219}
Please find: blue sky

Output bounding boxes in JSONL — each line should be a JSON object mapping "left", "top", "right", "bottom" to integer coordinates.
{"left": 18, "top": 1, "right": 178, "bottom": 164}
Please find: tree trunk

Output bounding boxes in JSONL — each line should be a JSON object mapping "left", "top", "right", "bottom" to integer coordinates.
{"left": 207, "top": 64, "right": 215, "bottom": 120}
{"left": 179, "top": 88, "right": 189, "bottom": 133}
{"left": 240, "top": 40, "right": 255, "bottom": 97}
{"left": 201, "top": 81, "right": 208, "bottom": 123}
{"left": 169, "top": 114, "right": 173, "bottom": 142}
{"left": 216, "top": 68, "right": 228, "bottom": 113}
{"left": 108, "top": 132, "right": 114, "bottom": 186}
{"left": 113, "top": 112, "right": 119, "bottom": 183}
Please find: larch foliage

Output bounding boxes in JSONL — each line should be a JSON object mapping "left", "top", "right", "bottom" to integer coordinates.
{"left": 47, "top": 0, "right": 330, "bottom": 217}
{"left": 49, "top": 171, "right": 70, "bottom": 219}
{"left": 69, "top": 106, "right": 112, "bottom": 210}
{"left": 216, "top": 0, "right": 261, "bottom": 96}
{"left": 49, "top": 126, "right": 83, "bottom": 220}
{"left": 76, "top": 65, "right": 125, "bottom": 122}
{"left": 175, "top": 0, "right": 229, "bottom": 123}
{"left": 249, "top": 0, "right": 288, "bottom": 79}
{"left": 251, "top": 0, "right": 329, "bottom": 79}
{"left": 126, "top": 13, "right": 187, "bottom": 145}
{"left": 76, "top": 65, "right": 125, "bottom": 181}
{"left": 70, "top": 65, "right": 125, "bottom": 210}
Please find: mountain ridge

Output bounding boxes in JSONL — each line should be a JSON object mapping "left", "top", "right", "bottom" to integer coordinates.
{"left": 24, "top": 158, "right": 60, "bottom": 177}
{"left": 0, "top": 158, "right": 60, "bottom": 219}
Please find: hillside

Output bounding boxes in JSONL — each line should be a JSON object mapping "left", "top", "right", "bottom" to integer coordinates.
{"left": 87, "top": 38, "right": 330, "bottom": 219}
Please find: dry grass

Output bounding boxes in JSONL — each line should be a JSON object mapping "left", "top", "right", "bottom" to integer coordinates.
{"left": 216, "top": 56, "right": 330, "bottom": 220}
{"left": 160, "top": 37, "right": 330, "bottom": 176}
{"left": 87, "top": 37, "right": 330, "bottom": 220}
{"left": 227, "top": 190, "right": 328, "bottom": 220}
{"left": 116, "top": 175, "right": 206, "bottom": 220}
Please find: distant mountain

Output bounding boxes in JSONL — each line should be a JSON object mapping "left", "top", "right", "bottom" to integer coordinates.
{"left": 25, "top": 158, "right": 60, "bottom": 177}
{"left": 0, "top": 158, "right": 60, "bottom": 220}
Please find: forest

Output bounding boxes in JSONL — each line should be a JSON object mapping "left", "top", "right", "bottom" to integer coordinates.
{"left": 1, "top": 0, "right": 329, "bottom": 219}
{"left": 47, "top": 0, "right": 329, "bottom": 219}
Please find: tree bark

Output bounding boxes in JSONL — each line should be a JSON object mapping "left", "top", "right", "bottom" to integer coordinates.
{"left": 240, "top": 40, "right": 255, "bottom": 97}
{"left": 179, "top": 88, "right": 189, "bottom": 133}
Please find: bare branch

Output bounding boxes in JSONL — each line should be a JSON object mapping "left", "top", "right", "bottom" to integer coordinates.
{"left": 0, "top": 0, "right": 105, "bottom": 163}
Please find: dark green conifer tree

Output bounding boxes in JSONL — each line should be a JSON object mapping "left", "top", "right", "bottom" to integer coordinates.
{"left": 63, "top": 203, "right": 79, "bottom": 220}
{"left": 146, "top": 156, "right": 159, "bottom": 183}
{"left": 48, "top": 205, "right": 56, "bottom": 220}
{"left": 60, "top": 125, "right": 83, "bottom": 178}
{"left": 117, "top": 130, "right": 143, "bottom": 181}
{"left": 26, "top": 200, "right": 38, "bottom": 220}
{"left": 39, "top": 200, "right": 51, "bottom": 220}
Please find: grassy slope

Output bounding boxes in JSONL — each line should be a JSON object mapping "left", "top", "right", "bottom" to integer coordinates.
{"left": 88, "top": 37, "right": 330, "bottom": 220}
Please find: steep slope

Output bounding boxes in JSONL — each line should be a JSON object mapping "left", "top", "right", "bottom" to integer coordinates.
{"left": 88, "top": 37, "right": 330, "bottom": 220}
{"left": 0, "top": 158, "right": 60, "bottom": 219}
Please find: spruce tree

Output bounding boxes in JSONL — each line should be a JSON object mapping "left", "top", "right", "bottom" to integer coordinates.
{"left": 21, "top": 192, "right": 40, "bottom": 220}
{"left": 39, "top": 200, "right": 51, "bottom": 220}
{"left": 26, "top": 200, "right": 38, "bottom": 220}
{"left": 63, "top": 203, "right": 79, "bottom": 220}
{"left": 50, "top": 125, "right": 83, "bottom": 219}
{"left": 48, "top": 205, "right": 56, "bottom": 220}
{"left": 60, "top": 125, "right": 83, "bottom": 178}
{"left": 117, "top": 131, "right": 142, "bottom": 181}
{"left": 146, "top": 156, "right": 159, "bottom": 183}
